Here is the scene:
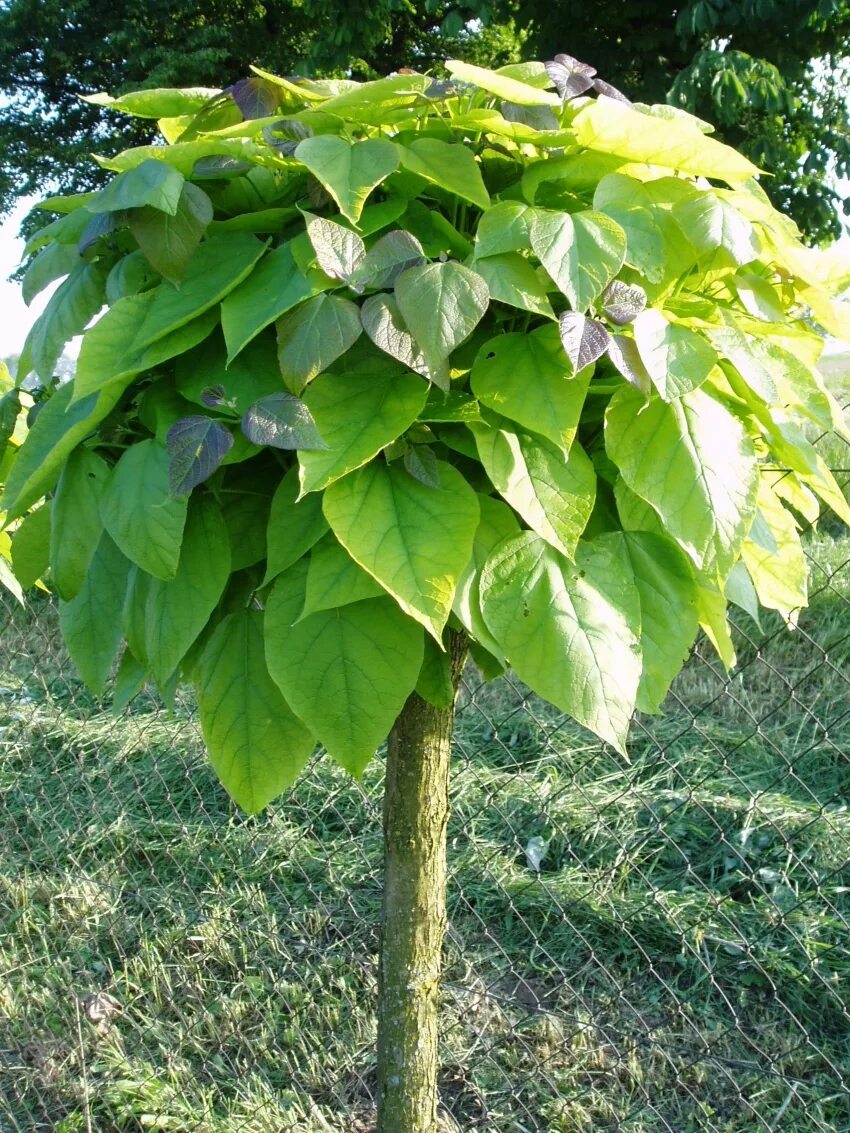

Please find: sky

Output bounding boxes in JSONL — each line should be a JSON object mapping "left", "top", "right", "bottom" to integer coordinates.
{"left": 0, "top": 195, "right": 67, "bottom": 360}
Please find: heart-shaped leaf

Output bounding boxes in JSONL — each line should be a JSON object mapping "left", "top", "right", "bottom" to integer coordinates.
{"left": 558, "top": 312, "right": 610, "bottom": 371}
{"left": 166, "top": 415, "right": 234, "bottom": 494}
{"left": 303, "top": 212, "right": 366, "bottom": 283}
{"left": 601, "top": 279, "right": 647, "bottom": 325}
{"left": 350, "top": 230, "right": 426, "bottom": 292}
{"left": 294, "top": 136, "right": 400, "bottom": 223}
{"left": 241, "top": 393, "right": 327, "bottom": 451}
{"left": 360, "top": 293, "right": 429, "bottom": 375}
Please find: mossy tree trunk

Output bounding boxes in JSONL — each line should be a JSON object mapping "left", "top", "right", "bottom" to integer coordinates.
{"left": 376, "top": 630, "right": 468, "bottom": 1133}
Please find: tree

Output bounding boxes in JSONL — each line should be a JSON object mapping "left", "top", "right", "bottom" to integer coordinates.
{"left": 2, "top": 55, "right": 850, "bottom": 1133}
{"left": 4, "top": 1, "right": 850, "bottom": 242}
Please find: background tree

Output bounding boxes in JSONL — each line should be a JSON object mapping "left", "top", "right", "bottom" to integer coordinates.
{"left": 2, "top": 0, "right": 849, "bottom": 241}
{"left": 475, "top": 0, "right": 850, "bottom": 242}
{"left": 2, "top": 55, "right": 849, "bottom": 1132}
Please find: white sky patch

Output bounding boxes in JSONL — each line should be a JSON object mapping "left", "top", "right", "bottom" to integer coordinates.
{"left": 0, "top": 196, "right": 56, "bottom": 357}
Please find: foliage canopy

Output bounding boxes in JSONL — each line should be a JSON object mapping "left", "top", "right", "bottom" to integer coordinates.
{"left": 2, "top": 54, "right": 849, "bottom": 811}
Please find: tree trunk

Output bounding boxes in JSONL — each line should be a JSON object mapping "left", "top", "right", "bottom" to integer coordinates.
{"left": 377, "top": 630, "right": 467, "bottom": 1133}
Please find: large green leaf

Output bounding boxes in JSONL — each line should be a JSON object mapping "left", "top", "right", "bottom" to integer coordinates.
{"left": 592, "top": 174, "right": 697, "bottom": 283}
{"left": 394, "top": 262, "right": 489, "bottom": 389}
{"left": 98, "top": 137, "right": 267, "bottom": 177}
{"left": 314, "top": 72, "right": 430, "bottom": 120}
{"left": 445, "top": 59, "right": 560, "bottom": 107}
{"left": 144, "top": 495, "right": 231, "bottom": 683}
{"left": 360, "top": 294, "right": 429, "bottom": 375}
{"left": 49, "top": 447, "right": 110, "bottom": 600}
{"left": 128, "top": 182, "right": 214, "bottom": 283}
{"left": 470, "top": 253, "right": 554, "bottom": 319}
{"left": 195, "top": 609, "right": 316, "bottom": 813}
{"left": 294, "top": 136, "right": 400, "bottom": 223}
{"left": 175, "top": 331, "right": 282, "bottom": 415}
{"left": 58, "top": 533, "right": 131, "bottom": 695}
{"left": 22, "top": 242, "right": 81, "bottom": 307}
{"left": 632, "top": 309, "right": 718, "bottom": 400}
{"left": 129, "top": 234, "right": 266, "bottom": 351}
{"left": 323, "top": 460, "right": 479, "bottom": 641}
{"left": 399, "top": 138, "right": 490, "bottom": 210}
{"left": 121, "top": 567, "right": 152, "bottom": 666}
{"left": 85, "top": 87, "right": 220, "bottom": 118}
{"left": 10, "top": 506, "right": 51, "bottom": 589}
{"left": 571, "top": 98, "right": 760, "bottom": 183}
{"left": 299, "top": 365, "right": 428, "bottom": 494}
{"left": 672, "top": 192, "right": 760, "bottom": 265}
{"left": 741, "top": 481, "right": 807, "bottom": 622}
{"left": 470, "top": 325, "right": 589, "bottom": 448}
{"left": 605, "top": 385, "right": 758, "bottom": 580}
{"left": 303, "top": 212, "right": 366, "bottom": 283}
{"left": 221, "top": 242, "right": 329, "bottom": 362}
{"left": 301, "top": 535, "right": 385, "bottom": 618}
{"left": 472, "top": 424, "right": 596, "bottom": 560}
{"left": 264, "top": 467, "right": 328, "bottom": 582}
{"left": 74, "top": 292, "right": 218, "bottom": 400}
{"left": 276, "top": 294, "right": 363, "bottom": 391}
{"left": 1, "top": 380, "right": 129, "bottom": 521}
{"left": 473, "top": 201, "right": 536, "bottom": 258}
{"left": 529, "top": 209, "right": 625, "bottom": 312}
{"left": 20, "top": 263, "right": 107, "bottom": 382}
{"left": 100, "top": 439, "right": 189, "bottom": 579}
{"left": 452, "top": 494, "right": 521, "bottom": 661}
{"left": 266, "top": 566, "right": 423, "bottom": 775}
{"left": 479, "top": 532, "right": 641, "bottom": 753}
{"left": 89, "top": 159, "right": 185, "bottom": 215}
{"left": 707, "top": 322, "right": 837, "bottom": 433}
{"left": 600, "top": 531, "right": 699, "bottom": 714}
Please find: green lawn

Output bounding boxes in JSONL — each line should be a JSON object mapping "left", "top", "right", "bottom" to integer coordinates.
{"left": 1, "top": 528, "right": 849, "bottom": 1132}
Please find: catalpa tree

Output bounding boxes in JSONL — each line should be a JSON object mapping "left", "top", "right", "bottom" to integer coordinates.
{"left": 2, "top": 54, "right": 849, "bottom": 1133}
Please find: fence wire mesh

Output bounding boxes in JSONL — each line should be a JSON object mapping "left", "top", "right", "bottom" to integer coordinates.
{"left": 1, "top": 402, "right": 848, "bottom": 1133}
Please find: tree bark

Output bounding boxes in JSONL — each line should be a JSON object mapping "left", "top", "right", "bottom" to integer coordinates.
{"left": 376, "top": 630, "right": 467, "bottom": 1133}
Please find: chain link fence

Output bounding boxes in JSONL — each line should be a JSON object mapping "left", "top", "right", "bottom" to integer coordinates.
{"left": 2, "top": 399, "right": 849, "bottom": 1133}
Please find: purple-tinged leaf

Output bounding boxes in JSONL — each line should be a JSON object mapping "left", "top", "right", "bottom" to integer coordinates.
{"left": 228, "top": 77, "right": 280, "bottom": 120}
{"left": 607, "top": 334, "right": 652, "bottom": 395}
{"left": 425, "top": 79, "right": 458, "bottom": 99}
{"left": 303, "top": 212, "right": 366, "bottom": 283}
{"left": 601, "top": 280, "right": 647, "bottom": 325}
{"left": 241, "top": 393, "right": 327, "bottom": 451}
{"left": 404, "top": 445, "right": 442, "bottom": 489}
{"left": 192, "top": 155, "right": 253, "bottom": 178}
{"left": 592, "top": 78, "right": 631, "bottom": 104}
{"left": 545, "top": 54, "right": 596, "bottom": 101}
{"left": 129, "top": 182, "right": 214, "bottom": 284}
{"left": 552, "top": 52, "right": 597, "bottom": 78}
{"left": 263, "top": 118, "right": 313, "bottom": 157}
{"left": 350, "top": 230, "right": 427, "bottom": 292}
{"left": 308, "top": 176, "right": 332, "bottom": 210}
{"left": 166, "top": 416, "right": 234, "bottom": 495}
{"left": 200, "top": 385, "right": 227, "bottom": 408}
{"left": 360, "top": 293, "right": 429, "bottom": 376}
{"left": 558, "top": 312, "right": 610, "bottom": 372}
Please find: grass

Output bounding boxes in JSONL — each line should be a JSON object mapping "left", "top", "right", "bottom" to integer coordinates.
{"left": 2, "top": 433, "right": 850, "bottom": 1131}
